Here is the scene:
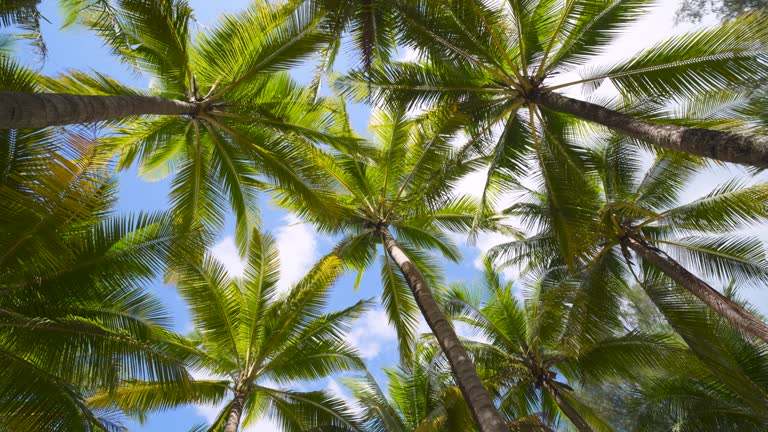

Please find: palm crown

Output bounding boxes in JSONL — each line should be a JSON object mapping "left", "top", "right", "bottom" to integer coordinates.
{"left": 336, "top": 0, "right": 768, "bottom": 168}
{"left": 91, "top": 229, "right": 368, "bottom": 432}
{"left": 38, "top": 0, "right": 362, "bottom": 249}
{"left": 279, "top": 105, "right": 509, "bottom": 357}
{"left": 275, "top": 105, "right": 516, "bottom": 430}
{"left": 492, "top": 135, "right": 768, "bottom": 341}
{"left": 444, "top": 257, "right": 683, "bottom": 431}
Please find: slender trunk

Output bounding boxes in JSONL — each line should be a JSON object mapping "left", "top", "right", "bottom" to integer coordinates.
{"left": 223, "top": 389, "right": 247, "bottom": 432}
{"left": 625, "top": 237, "right": 768, "bottom": 342}
{"left": 380, "top": 227, "right": 507, "bottom": 432}
{"left": 534, "top": 91, "right": 768, "bottom": 168}
{"left": 541, "top": 380, "right": 593, "bottom": 432}
{"left": 0, "top": 92, "right": 199, "bottom": 129}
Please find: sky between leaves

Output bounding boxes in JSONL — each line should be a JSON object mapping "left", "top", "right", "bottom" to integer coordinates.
{"left": 13, "top": 0, "right": 768, "bottom": 431}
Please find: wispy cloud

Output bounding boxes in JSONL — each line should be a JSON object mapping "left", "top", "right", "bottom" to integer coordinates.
{"left": 274, "top": 214, "right": 319, "bottom": 292}
{"left": 348, "top": 309, "right": 398, "bottom": 358}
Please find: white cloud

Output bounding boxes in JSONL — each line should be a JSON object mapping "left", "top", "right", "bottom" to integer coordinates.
{"left": 396, "top": 46, "right": 420, "bottom": 62}
{"left": 455, "top": 321, "right": 491, "bottom": 344}
{"left": 210, "top": 214, "right": 319, "bottom": 293}
{"left": 275, "top": 214, "right": 319, "bottom": 292}
{"left": 191, "top": 369, "right": 231, "bottom": 426}
{"left": 455, "top": 168, "right": 488, "bottom": 199}
{"left": 211, "top": 237, "right": 246, "bottom": 277}
{"left": 417, "top": 318, "right": 432, "bottom": 336}
{"left": 327, "top": 378, "right": 362, "bottom": 413}
{"left": 348, "top": 309, "right": 398, "bottom": 358}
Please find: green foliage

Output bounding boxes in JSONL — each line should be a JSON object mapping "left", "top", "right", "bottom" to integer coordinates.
{"left": 0, "top": 129, "right": 193, "bottom": 431}
{"left": 3, "top": 1, "right": 768, "bottom": 430}
{"left": 273, "top": 105, "right": 513, "bottom": 361}
{"left": 35, "top": 0, "right": 354, "bottom": 253}
{"left": 627, "top": 277, "right": 768, "bottom": 430}
{"left": 344, "top": 346, "right": 474, "bottom": 432}
{"left": 443, "top": 258, "right": 685, "bottom": 431}
{"left": 91, "top": 229, "right": 368, "bottom": 431}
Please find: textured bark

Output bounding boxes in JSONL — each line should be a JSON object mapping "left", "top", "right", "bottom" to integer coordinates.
{"left": 626, "top": 238, "right": 768, "bottom": 343}
{"left": 223, "top": 389, "right": 247, "bottom": 432}
{"left": 542, "top": 380, "right": 593, "bottom": 432}
{"left": 534, "top": 91, "right": 768, "bottom": 168}
{"left": 0, "top": 92, "right": 198, "bottom": 129}
{"left": 380, "top": 227, "right": 507, "bottom": 432}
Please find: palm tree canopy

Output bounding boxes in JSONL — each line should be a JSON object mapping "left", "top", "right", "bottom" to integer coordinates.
{"left": 488, "top": 134, "right": 768, "bottom": 340}
{"left": 345, "top": 345, "right": 475, "bottom": 432}
{"left": 30, "top": 0, "right": 365, "bottom": 250}
{"left": 443, "top": 257, "right": 687, "bottom": 431}
{"left": 626, "top": 278, "right": 768, "bottom": 431}
{"left": 90, "top": 228, "right": 368, "bottom": 432}
{"left": 335, "top": 0, "right": 768, "bottom": 167}
{"left": 0, "top": 127, "right": 194, "bottom": 431}
{"left": 275, "top": 104, "right": 515, "bottom": 359}
{"left": 493, "top": 135, "right": 768, "bottom": 282}
{"left": 485, "top": 133, "right": 768, "bottom": 428}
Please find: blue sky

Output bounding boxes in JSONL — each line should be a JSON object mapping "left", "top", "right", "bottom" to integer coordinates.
{"left": 12, "top": 1, "right": 768, "bottom": 431}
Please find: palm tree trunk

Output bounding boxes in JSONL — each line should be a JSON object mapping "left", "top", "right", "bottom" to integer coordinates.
{"left": 380, "top": 227, "right": 507, "bottom": 432}
{"left": 625, "top": 237, "right": 768, "bottom": 342}
{"left": 223, "top": 389, "right": 247, "bottom": 432}
{"left": 0, "top": 92, "right": 199, "bottom": 129}
{"left": 534, "top": 91, "right": 768, "bottom": 168}
{"left": 541, "top": 380, "right": 593, "bottom": 432}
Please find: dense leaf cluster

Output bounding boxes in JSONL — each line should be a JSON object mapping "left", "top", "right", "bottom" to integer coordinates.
{"left": 1, "top": 0, "right": 767, "bottom": 431}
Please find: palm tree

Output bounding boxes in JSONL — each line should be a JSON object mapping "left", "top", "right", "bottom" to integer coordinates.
{"left": 2, "top": 0, "right": 360, "bottom": 246}
{"left": 336, "top": 0, "right": 768, "bottom": 168}
{"left": 444, "top": 258, "right": 685, "bottom": 432}
{"left": 90, "top": 229, "right": 368, "bottom": 432}
{"left": 0, "top": 129, "right": 192, "bottom": 431}
{"left": 0, "top": 0, "right": 324, "bottom": 127}
{"left": 492, "top": 136, "right": 768, "bottom": 341}
{"left": 626, "top": 279, "right": 768, "bottom": 431}
{"left": 344, "top": 344, "right": 476, "bottom": 432}
{"left": 276, "top": 105, "right": 514, "bottom": 432}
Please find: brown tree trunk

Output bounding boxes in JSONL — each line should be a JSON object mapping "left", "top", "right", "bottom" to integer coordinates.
{"left": 625, "top": 237, "right": 768, "bottom": 342}
{"left": 534, "top": 91, "right": 768, "bottom": 168}
{"left": 380, "top": 227, "right": 507, "bottom": 432}
{"left": 223, "top": 388, "right": 247, "bottom": 432}
{"left": 0, "top": 92, "right": 199, "bottom": 129}
{"left": 541, "top": 380, "right": 593, "bottom": 432}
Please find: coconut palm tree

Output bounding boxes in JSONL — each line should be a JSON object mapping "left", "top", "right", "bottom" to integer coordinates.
{"left": 625, "top": 278, "right": 768, "bottom": 431}
{"left": 2, "top": 0, "right": 361, "bottom": 247}
{"left": 89, "top": 229, "right": 368, "bottom": 432}
{"left": 344, "top": 345, "right": 476, "bottom": 432}
{"left": 0, "top": 0, "right": 324, "bottom": 128}
{"left": 275, "top": 105, "right": 515, "bottom": 432}
{"left": 336, "top": 0, "right": 768, "bottom": 168}
{"left": 0, "top": 128, "right": 193, "bottom": 431}
{"left": 443, "top": 258, "right": 685, "bottom": 432}
{"left": 492, "top": 135, "right": 768, "bottom": 341}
